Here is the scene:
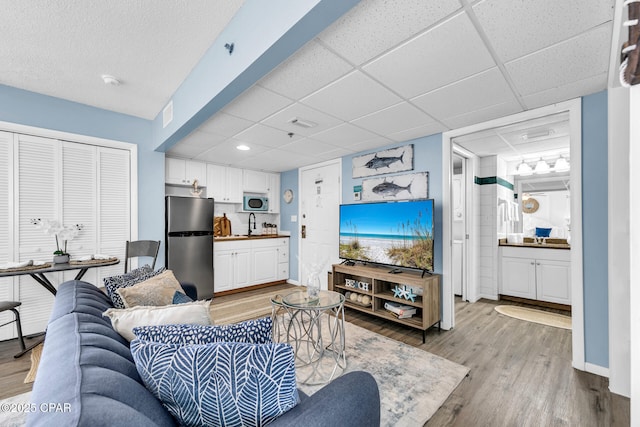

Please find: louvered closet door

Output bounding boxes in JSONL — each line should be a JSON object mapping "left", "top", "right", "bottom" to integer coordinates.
{"left": 61, "top": 142, "right": 98, "bottom": 284}
{"left": 0, "top": 132, "right": 15, "bottom": 340}
{"left": 96, "top": 147, "right": 131, "bottom": 284}
{"left": 16, "top": 134, "right": 60, "bottom": 335}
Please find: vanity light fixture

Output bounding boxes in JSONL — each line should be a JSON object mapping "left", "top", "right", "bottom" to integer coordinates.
{"left": 236, "top": 144, "right": 250, "bottom": 151}
{"left": 516, "top": 160, "right": 533, "bottom": 176}
{"left": 554, "top": 156, "right": 570, "bottom": 172}
{"left": 534, "top": 158, "right": 550, "bottom": 174}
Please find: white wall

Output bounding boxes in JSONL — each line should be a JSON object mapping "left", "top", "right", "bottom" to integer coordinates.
{"left": 629, "top": 84, "right": 640, "bottom": 423}
{"left": 607, "top": 88, "right": 631, "bottom": 398}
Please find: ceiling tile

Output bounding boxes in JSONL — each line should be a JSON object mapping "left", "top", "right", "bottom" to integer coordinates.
{"left": 473, "top": 0, "right": 614, "bottom": 63}
{"left": 351, "top": 102, "right": 437, "bottom": 137}
{"left": 235, "top": 149, "right": 316, "bottom": 172}
{"left": 318, "top": 0, "right": 461, "bottom": 66}
{"left": 363, "top": 12, "right": 495, "bottom": 99}
{"left": 387, "top": 122, "right": 449, "bottom": 142}
{"left": 278, "top": 138, "right": 342, "bottom": 156}
{"left": 234, "top": 123, "right": 303, "bottom": 148}
{"left": 198, "top": 112, "right": 254, "bottom": 137}
{"left": 168, "top": 129, "right": 227, "bottom": 157}
{"left": 441, "top": 99, "right": 522, "bottom": 130}
{"left": 310, "top": 123, "right": 388, "bottom": 146}
{"left": 223, "top": 85, "right": 292, "bottom": 122}
{"left": 261, "top": 103, "right": 343, "bottom": 137}
{"left": 456, "top": 138, "right": 512, "bottom": 157}
{"left": 195, "top": 139, "right": 271, "bottom": 165}
{"left": 300, "top": 71, "right": 402, "bottom": 121}
{"left": 505, "top": 24, "right": 611, "bottom": 96}
{"left": 258, "top": 41, "right": 353, "bottom": 99}
{"left": 522, "top": 73, "right": 607, "bottom": 109}
{"left": 412, "top": 68, "right": 519, "bottom": 121}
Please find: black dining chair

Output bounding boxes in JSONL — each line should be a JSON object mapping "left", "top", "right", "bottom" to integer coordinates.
{"left": 0, "top": 301, "right": 27, "bottom": 358}
{"left": 124, "top": 240, "right": 161, "bottom": 273}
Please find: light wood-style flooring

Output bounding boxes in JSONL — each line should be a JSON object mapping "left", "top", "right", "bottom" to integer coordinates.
{"left": 0, "top": 284, "right": 630, "bottom": 426}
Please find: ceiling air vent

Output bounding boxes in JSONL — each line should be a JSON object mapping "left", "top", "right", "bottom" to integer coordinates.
{"left": 288, "top": 117, "right": 317, "bottom": 129}
{"left": 163, "top": 100, "right": 173, "bottom": 128}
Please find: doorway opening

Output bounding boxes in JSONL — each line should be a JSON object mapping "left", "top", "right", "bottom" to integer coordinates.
{"left": 442, "top": 99, "right": 585, "bottom": 370}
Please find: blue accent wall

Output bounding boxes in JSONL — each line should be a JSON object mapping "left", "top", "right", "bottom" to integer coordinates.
{"left": 280, "top": 170, "right": 299, "bottom": 281}
{"left": 0, "top": 84, "right": 166, "bottom": 263}
{"left": 582, "top": 90, "right": 609, "bottom": 367}
{"left": 340, "top": 135, "right": 443, "bottom": 275}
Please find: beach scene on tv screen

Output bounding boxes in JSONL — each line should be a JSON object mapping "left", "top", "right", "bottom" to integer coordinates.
{"left": 339, "top": 200, "right": 434, "bottom": 271}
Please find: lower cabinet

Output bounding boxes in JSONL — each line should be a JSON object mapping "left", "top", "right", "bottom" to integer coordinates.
{"left": 500, "top": 246, "right": 571, "bottom": 305}
{"left": 214, "top": 237, "right": 289, "bottom": 292}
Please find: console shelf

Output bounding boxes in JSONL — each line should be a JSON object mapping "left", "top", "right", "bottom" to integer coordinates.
{"left": 330, "top": 263, "right": 441, "bottom": 342}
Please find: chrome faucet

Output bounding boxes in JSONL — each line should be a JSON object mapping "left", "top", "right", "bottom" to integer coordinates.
{"left": 248, "top": 213, "right": 256, "bottom": 236}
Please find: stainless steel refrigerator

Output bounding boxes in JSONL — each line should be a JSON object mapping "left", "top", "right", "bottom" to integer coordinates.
{"left": 165, "top": 196, "right": 214, "bottom": 299}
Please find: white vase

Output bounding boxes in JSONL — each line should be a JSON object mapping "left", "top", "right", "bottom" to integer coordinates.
{"left": 306, "top": 273, "right": 320, "bottom": 300}
{"left": 53, "top": 254, "right": 70, "bottom": 264}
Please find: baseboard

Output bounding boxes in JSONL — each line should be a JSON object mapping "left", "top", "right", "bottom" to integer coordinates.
{"left": 477, "top": 293, "right": 499, "bottom": 301}
{"left": 584, "top": 362, "right": 609, "bottom": 378}
{"left": 286, "top": 279, "right": 301, "bottom": 286}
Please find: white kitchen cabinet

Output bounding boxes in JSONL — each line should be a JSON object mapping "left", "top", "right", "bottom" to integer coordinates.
{"left": 267, "top": 173, "right": 280, "bottom": 213}
{"left": 165, "top": 158, "right": 206, "bottom": 186}
{"left": 214, "top": 237, "right": 289, "bottom": 292}
{"left": 243, "top": 170, "right": 269, "bottom": 193}
{"left": 499, "top": 246, "right": 571, "bottom": 305}
{"left": 206, "top": 164, "right": 243, "bottom": 203}
{"left": 214, "top": 241, "right": 251, "bottom": 292}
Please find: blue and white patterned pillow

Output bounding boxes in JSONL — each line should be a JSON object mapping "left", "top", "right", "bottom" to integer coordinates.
{"left": 130, "top": 339, "right": 298, "bottom": 427}
{"left": 133, "top": 317, "right": 273, "bottom": 345}
{"left": 104, "top": 266, "right": 165, "bottom": 308}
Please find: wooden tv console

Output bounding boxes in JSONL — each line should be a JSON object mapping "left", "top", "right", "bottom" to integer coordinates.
{"left": 330, "top": 263, "right": 441, "bottom": 343}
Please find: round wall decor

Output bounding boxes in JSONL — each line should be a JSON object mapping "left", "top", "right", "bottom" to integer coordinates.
{"left": 283, "top": 189, "right": 294, "bottom": 204}
{"left": 522, "top": 197, "right": 539, "bottom": 214}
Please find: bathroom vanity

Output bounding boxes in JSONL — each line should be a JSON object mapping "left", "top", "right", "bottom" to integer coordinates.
{"left": 499, "top": 242, "right": 571, "bottom": 306}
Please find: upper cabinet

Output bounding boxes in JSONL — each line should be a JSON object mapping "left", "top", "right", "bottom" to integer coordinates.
{"left": 243, "top": 170, "right": 269, "bottom": 194}
{"left": 206, "top": 164, "right": 243, "bottom": 204}
{"left": 165, "top": 158, "right": 206, "bottom": 186}
{"left": 267, "top": 173, "right": 280, "bottom": 214}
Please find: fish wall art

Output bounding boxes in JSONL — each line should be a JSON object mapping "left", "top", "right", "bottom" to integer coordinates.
{"left": 352, "top": 144, "right": 414, "bottom": 178}
{"left": 362, "top": 172, "right": 428, "bottom": 201}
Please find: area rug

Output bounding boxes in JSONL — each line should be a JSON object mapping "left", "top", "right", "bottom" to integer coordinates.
{"left": 298, "top": 321, "right": 469, "bottom": 427}
{"left": 0, "top": 391, "right": 31, "bottom": 426}
{"left": 23, "top": 343, "right": 43, "bottom": 383}
{"left": 495, "top": 305, "right": 571, "bottom": 329}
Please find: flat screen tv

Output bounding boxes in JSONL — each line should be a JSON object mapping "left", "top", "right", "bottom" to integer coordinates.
{"left": 339, "top": 199, "right": 434, "bottom": 273}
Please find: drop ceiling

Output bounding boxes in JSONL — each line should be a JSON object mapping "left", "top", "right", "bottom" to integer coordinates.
{"left": 0, "top": 0, "right": 616, "bottom": 172}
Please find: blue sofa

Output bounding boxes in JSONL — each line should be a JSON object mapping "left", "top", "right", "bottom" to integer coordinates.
{"left": 26, "top": 280, "right": 380, "bottom": 426}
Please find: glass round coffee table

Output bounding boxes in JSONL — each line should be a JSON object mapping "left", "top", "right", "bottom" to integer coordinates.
{"left": 276, "top": 290, "right": 346, "bottom": 385}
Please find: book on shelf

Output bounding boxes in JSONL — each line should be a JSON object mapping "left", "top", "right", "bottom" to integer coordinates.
{"left": 385, "top": 309, "right": 416, "bottom": 319}
{"left": 384, "top": 301, "right": 417, "bottom": 318}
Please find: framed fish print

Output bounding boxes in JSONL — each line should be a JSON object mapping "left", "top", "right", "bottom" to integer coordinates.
{"left": 352, "top": 144, "right": 414, "bottom": 178}
{"left": 362, "top": 172, "right": 428, "bottom": 201}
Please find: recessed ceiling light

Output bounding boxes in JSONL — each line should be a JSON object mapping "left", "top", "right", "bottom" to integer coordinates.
{"left": 101, "top": 74, "right": 121, "bottom": 86}
{"left": 236, "top": 144, "right": 250, "bottom": 151}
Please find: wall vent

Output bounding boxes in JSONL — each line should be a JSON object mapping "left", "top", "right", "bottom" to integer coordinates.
{"left": 163, "top": 100, "right": 174, "bottom": 128}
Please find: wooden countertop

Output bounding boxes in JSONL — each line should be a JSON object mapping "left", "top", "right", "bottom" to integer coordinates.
{"left": 499, "top": 238, "right": 570, "bottom": 250}
{"left": 214, "top": 234, "right": 289, "bottom": 242}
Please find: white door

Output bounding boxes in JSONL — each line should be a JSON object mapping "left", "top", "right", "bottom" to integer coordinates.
{"left": 299, "top": 160, "right": 341, "bottom": 290}
{"left": 0, "top": 132, "right": 14, "bottom": 340}
{"left": 536, "top": 259, "right": 571, "bottom": 304}
{"left": 500, "top": 256, "right": 537, "bottom": 299}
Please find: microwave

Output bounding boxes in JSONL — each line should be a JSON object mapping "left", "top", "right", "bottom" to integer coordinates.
{"left": 243, "top": 196, "right": 269, "bottom": 211}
